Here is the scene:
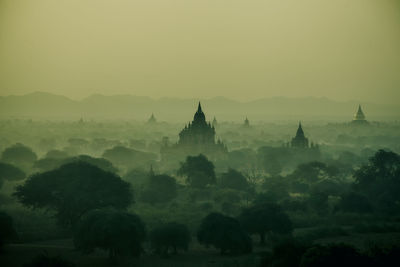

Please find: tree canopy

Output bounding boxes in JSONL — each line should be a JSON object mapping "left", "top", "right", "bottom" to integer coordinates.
{"left": 0, "top": 211, "right": 18, "bottom": 249}
{"left": 74, "top": 209, "right": 146, "bottom": 259}
{"left": 141, "top": 174, "right": 177, "bottom": 204}
{"left": 0, "top": 162, "right": 26, "bottom": 188}
{"left": 14, "top": 161, "right": 132, "bottom": 226}
{"left": 1, "top": 143, "right": 37, "bottom": 166}
{"left": 150, "top": 222, "right": 191, "bottom": 255}
{"left": 239, "top": 203, "right": 292, "bottom": 244}
{"left": 178, "top": 154, "right": 216, "bottom": 188}
{"left": 197, "top": 212, "right": 252, "bottom": 254}
{"left": 353, "top": 150, "right": 400, "bottom": 212}
{"left": 218, "top": 168, "right": 249, "bottom": 191}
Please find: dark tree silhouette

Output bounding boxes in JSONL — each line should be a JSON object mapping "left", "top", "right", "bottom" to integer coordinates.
{"left": 102, "top": 146, "right": 156, "bottom": 167}
{"left": 239, "top": 203, "right": 292, "bottom": 245}
{"left": 289, "top": 161, "right": 340, "bottom": 185}
{"left": 218, "top": 168, "right": 249, "bottom": 191}
{"left": 0, "top": 211, "right": 18, "bottom": 249}
{"left": 141, "top": 174, "right": 177, "bottom": 204}
{"left": 353, "top": 150, "right": 400, "bottom": 212}
{"left": 73, "top": 209, "right": 146, "bottom": 259}
{"left": 23, "top": 254, "right": 75, "bottom": 267}
{"left": 14, "top": 162, "right": 132, "bottom": 226}
{"left": 178, "top": 154, "right": 216, "bottom": 188}
{"left": 300, "top": 244, "right": 366, "bottom": 267}
{"left": 0, "top": 162, "right": 26, "bottom": 188}
{"left": 335, "top": 192, "right": 373, "bottom": 214}
{"left": 259, "top": 239, "right": 310, "bottom": 267}
{"left": 34, "top": 154, "right": 118, "bottom": 173}
{"left": 150, "top": 222, "right": 191, "bottom": 255}
{"left": 197, "top": 212, "right": 252, "bottom": 254}
{"left": 1, "top": 143, "right": 37, "bottom": 166}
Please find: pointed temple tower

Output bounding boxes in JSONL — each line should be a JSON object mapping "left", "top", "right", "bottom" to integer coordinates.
{"left": 178, "top": 102, "right": 217, "bottom": 145}
{"left": 147, "top": 113, "right": 157, "bottom": 124}
{"left": 161, "top": 102, "right": 227, "bottom": 160}
{"left": 352, "top": 105, "right": 368, "bottom": 124}
{"left": 212, "top": 116, "right": 218, "bottom": 127}
{"left": 243, "top": 117, "right": 250, "bottom": 127}
{"left": 291, "top": 122, "right": 310, "bottom": 148}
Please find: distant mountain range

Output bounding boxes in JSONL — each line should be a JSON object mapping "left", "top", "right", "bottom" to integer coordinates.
{"left": 0, "top": 92, "right": 398, "bottom": 122}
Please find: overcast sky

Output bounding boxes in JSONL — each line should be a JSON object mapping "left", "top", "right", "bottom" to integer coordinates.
{"left": 0, "top": 0, "right": 399, "bottom": 103}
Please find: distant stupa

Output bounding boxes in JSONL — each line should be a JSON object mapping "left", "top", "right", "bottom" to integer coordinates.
{"left": 352, "top": 105, "right": 368, "bottom": 124}
{"left": 243, "top": 117, "right": 250, "bottom": 127}
{"left": 291, "top": 122, "right": 309, "bottom": 148}
{"left": 147, "top": 113, "right": 157, "bottom": 124}
{"left": 212, "top": 116, "right": 218, "bottom": 127}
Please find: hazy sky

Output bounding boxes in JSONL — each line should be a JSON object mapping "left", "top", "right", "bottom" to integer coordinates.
{"left": 0, "top": 0, "right": 399, "bottom": 103}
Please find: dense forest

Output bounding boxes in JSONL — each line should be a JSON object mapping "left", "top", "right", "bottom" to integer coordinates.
{"left": 1, "top": 117, "right": 399, "bottom": 266}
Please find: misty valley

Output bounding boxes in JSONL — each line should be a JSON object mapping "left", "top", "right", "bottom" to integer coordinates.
{"left": 1, "top": 102, "right": 400, "bottom": 267}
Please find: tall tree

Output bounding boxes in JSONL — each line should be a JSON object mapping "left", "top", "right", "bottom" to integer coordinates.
{"left": 178, "top": 154, "right": 216, "bottom": 188}
{"left": 239, "top": 203, "right": 292, "bottom": 244}
{"left": 197, "top": 212, "right": 252, "bottom": 254}
{"left": 74, "top": 209, "right": 146, "bottom": 259}
{"left": 14, "top": 162, "right": 132, "bottom": 227}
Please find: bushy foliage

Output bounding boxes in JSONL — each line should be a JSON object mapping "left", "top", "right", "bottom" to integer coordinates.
{"left": 197, "top": 212, "right": 252, "bottom": 254}
{"left": 150, "top": 222, "right": 191, "bottom": 255}
{"left": 353, "top": 150, "right": 400, "bottom": 213}
{"left": 1, "top": 143, "right": 37, "bottom": 166}
{"left": 178, "top": 154, "right": 216, "bottom": 188}
{"left": 335, "top": 192, "right": 373, "bottom": 213}
{"left": 23, "top": 254, "right": 75, "bottom": 267}
{"left": 141, "top": 174, "right": 177, "bottom": 204}
{"left": 14, "top": 162, "right": 132, "bottom": 226}
{"left": 239, "top": 203, "right": 292, "bottom": 244}
{"left": 0, "top": 211, "right": 18, "bottom": 249}
{"left": 0, "top": 162, "right": 26, "bottom": 188}
{"left": 34, "top": 154, "right": 118, "bottom": 173}
{"left": 102, "top": 146, "right": 156, "bottom": 167}
{"left": 218, "top": 168, "right": 249, "bottom": 191}
{"left": 73, "top": 209, "right": 146, "bottom": 259}
{"left": 300, "top": 243, "right": 366, "bottom": 267}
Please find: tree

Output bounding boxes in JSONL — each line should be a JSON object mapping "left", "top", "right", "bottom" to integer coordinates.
{"left": 290, "top": 161, "right": 331, "bottom": 184}
{"left": 353, "top": 150, "right": 400, "bottom": 212}
{"left": 102, "top": 146, "right": 156, "bottom": 167}
{"left": 23, "top": 254, "right": 75, "bottom": 267}
{"left": 300, "top": 244, "right": 366, "bottom": 267}
{"left": 0, "top": 211, "right": 18, "bottom": 249}
{"left": 178, "top": 154, "right": 216, "bottom": 188}
{"left": 197, "top": 212, "right": 252, "bottom": 254}
{"left": 219, "top": 168, "right": 249, "bottom": 191}
{"left": 239, "top": 203, "right": 292, "bottom": 245}
{"left": 335, "top": 192, "right": 373, "bottom": 214}
{"left": 0, "top": 162, "right": 26, "bottom": 188}
{"left": 14, "top": 162, "right": 132, "bottom": 227}
{"left": 74, "top": 209, "right": 146, "bottom": 259}
{"left": 1, "top": 143, "right": 37, "bottom": 166}
{"left": 141, "top": 174, "right": 177, "bottom": 204}
{"left": 34, "top": 155, "right": 118, "bottom": 173}
{"left": 150, "top": 222, "right": 191, "bottom": 255}
{"left": 257, "top": 147, "right": 291, "bottom": 176}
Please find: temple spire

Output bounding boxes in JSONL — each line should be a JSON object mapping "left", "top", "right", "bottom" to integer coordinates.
{"left": 197, "top": 102, "right": 202, "bottom": 113}
{"left": 296, "top": 122, "right": 304, "bottom": 137}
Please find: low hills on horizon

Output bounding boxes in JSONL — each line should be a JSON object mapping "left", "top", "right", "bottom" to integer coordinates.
{"left": 0, "top": 91, "right": 398, "bottom": 122}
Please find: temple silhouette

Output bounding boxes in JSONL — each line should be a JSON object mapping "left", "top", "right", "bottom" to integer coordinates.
{"left": 161, "top": 102, "right": 227, "bottom": 161}
{"left": 147, "top": 113, "right": 157, "bottom": 124}
{"left": 288, "top": 122, "right": 319, "bottom": 150}
{"left": 352, "top": 105, "right": 368, "bottom": 124}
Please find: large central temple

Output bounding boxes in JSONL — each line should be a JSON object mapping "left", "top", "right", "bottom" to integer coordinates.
{"left": 161, "top": 102, "right": 227, "bottom": 161}
{"left": 178, "top": 102, "right": 216, "bottom": 146}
